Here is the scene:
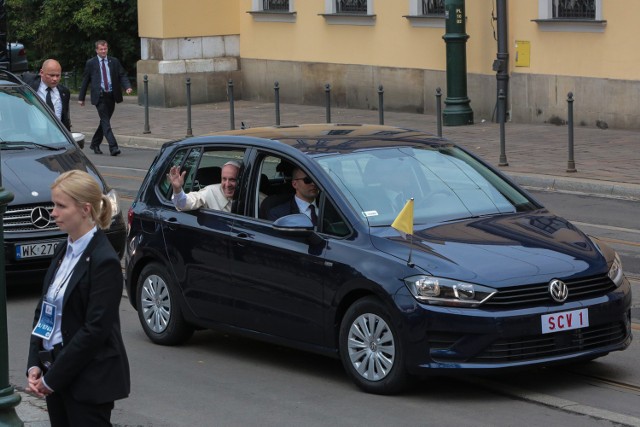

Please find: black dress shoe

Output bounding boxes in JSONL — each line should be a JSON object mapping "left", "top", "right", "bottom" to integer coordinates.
{"left": 110, "top": 148, "right": 121, "bottom": 156}
{"left": 90, "top": 145, "right": 103, "bottom": 154}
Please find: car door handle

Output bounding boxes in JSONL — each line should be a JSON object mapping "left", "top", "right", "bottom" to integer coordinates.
{"left": 165, "top": 217, "right": 179, "bottom": 230}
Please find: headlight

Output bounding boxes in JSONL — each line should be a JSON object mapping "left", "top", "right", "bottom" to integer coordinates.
{"left": 106, "top": 189, "right": 121, "bottom": 217}
{"left": 404, "top": 275, "right": 496, "bottom": 307}
{"left": 608, "top": 252, "right": 624, "bottom": 287}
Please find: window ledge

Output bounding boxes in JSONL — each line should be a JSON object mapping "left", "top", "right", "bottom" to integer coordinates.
{"left": 532, "top": 19, "right": 606, "bottom": 33}
{"left": 248, "top": 11, "right": 297, "bottom": 23}
{"left": 319, "top": 13, "right": 376, "bottom": 26}
{"left": 403, "top": 15, "right": 445, "bottom": 28}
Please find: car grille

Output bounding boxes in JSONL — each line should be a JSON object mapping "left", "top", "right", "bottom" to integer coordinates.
{"left": 471, "top": 321, "right": 629, "bottom": 363}
{"left": 484, "top": 274, "right": 616, "bottom": 307}
{"left": 3, "top": 204, "right": 59, "bottom": 233}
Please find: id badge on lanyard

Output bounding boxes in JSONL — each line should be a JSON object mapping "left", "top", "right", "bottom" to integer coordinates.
{"left": 32, "top": 301, "right": 56, "bottom": 340}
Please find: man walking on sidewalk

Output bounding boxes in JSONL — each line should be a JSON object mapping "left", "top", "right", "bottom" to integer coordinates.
{"left": 78, "top": 40, "right": 132, "bottom": 156}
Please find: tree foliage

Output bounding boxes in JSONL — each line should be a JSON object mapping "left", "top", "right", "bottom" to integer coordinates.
{"left": 5, "top": 0, "right": 138, "bottom": 77}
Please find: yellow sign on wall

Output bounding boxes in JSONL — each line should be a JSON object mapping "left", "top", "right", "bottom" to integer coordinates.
{"left": 515, "top": 40, "right": 531, "bottom": 67}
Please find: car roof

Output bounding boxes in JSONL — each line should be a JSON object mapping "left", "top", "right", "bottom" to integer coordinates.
{"left": 186, "top": 124, "right": 451, "bottom": 156}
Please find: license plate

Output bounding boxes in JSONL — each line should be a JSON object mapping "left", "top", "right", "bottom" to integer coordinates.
{"left": 541, "top": 308, "right": 589, "bottom": 334}
{"left": 15, "top": 241, "right": 61, "bottom": 260}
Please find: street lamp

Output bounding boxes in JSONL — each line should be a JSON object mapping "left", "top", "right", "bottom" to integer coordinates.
{"left": 0, "top": 174, "right": 20, "bottom": 424}
{"left": 442, "top": 0, "right": 474, "bottom": 126}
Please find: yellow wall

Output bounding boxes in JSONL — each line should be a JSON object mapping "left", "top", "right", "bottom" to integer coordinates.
{"left": 238, "top": 0, "right": 448, "bottom": 71}
{"left": 508, "top": 2, "right": 640, "bottom": 79}
{"left": 138, "top": 0, "right": 640, "bottom": 80}
{"left": 138, "top": 0, "right": 240, "bottom": 38}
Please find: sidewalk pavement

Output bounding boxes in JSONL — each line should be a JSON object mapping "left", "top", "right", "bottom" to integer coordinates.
{"left": 13, "top": 95, "right": 640, "bottom": 426}
{"left": 72, "top": 96, "right": 640, "bottom": 199}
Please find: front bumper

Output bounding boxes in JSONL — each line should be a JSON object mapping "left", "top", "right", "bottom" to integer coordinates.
{"left": 397, "top": 278, "right": 632, "bottom": 373}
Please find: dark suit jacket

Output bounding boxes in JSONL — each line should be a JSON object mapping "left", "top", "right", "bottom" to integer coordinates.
{"left": 78, "top": 56, "right": 131, "bottom": 105}
{"left": 28, "top": 230, "right": 130, "bottom": 404}
{"left": 267, "top": 197, "right": 301, "bottom": 221}
{"left": 28, "top": 77, "right": 72, "bottom": 131}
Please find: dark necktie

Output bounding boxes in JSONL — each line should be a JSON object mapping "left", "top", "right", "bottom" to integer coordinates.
{"left": 45, "top": 87, "right": 54, "bottom": 111}
{"left": 309, "top": 204, "right": 318, "bottom": 226}
{"left": 101, "top": 59, "right": 109, "bottom": 91}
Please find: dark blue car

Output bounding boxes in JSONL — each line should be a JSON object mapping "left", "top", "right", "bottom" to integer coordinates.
{"left": 125, "top": 124, "right": 631, "bottom": 394}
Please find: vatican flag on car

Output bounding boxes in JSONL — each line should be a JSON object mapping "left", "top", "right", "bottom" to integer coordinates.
{"left": 391, "top": 198, "right": 414, "bottom": 239}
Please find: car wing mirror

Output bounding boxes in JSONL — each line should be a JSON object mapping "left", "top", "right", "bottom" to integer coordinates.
{"left": 272, "top": 214, "right": 326, "bottom": 247}
{"left": 72, "top": 132, "right": 85, "bottom": 148}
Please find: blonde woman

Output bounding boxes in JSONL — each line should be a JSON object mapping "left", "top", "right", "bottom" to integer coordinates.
{"left": 27, "top": 170, "right": 129, "bottom": 426}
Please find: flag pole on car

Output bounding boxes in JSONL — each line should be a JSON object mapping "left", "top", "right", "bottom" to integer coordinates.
{"left": 391, "top": 198, "right": 415, "bottom": 267}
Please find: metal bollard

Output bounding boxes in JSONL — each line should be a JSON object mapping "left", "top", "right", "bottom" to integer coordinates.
{"left": 228, "top": 80, "right": 235, "bottom": 130}
{"left": 566, "top": 92, "right": 577, "bottom": 172}
{"left": 435, "top": 88, "right": 442, "bottom": 137}
{"left": 186, "top": 78, "right": 193, "bottom": 137}
{"left": 143, "top": 75, "right": 150, "bottom": 134}
{"left": 274, "top": 81, "right": 281, "bottom": 126}
{"left": 378, "top": 85, "right": 384, "bottom": 125}
{"left": 325, "top": 83, "right": 331, "bottom": 124}
{"left": 498, "top": 89, "right": 508, "bottom": 166}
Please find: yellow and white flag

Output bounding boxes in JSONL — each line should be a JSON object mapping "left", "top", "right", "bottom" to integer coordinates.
{"left": 391, "top": 198, "right": 414, "bottom": 239}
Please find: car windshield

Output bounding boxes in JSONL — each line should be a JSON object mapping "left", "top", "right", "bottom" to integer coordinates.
{"left": 316, "top": 145, "right": 539, "bottom": 226}
{"left": 0, "top": 87, "right": 69, "bottom": 147}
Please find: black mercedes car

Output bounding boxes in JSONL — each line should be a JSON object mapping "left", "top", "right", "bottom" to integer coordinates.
{"left": 125, "top": 124, "right": 631, "bottom": 394}
{"left": 0, "top": 70, "right": 126, "bottom": 284}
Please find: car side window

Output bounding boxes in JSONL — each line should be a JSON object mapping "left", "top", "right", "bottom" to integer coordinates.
{"left": 254, "top": 155, "right": 296, "bottom": 220}
{"left": 158, "top": 147, "right": 200, "bottom": 200}
{"left": 158, "top": 147, "right": 245, "bottom": 203}
{"left": 319, "top": 196, "right": 350, "bottom": 238}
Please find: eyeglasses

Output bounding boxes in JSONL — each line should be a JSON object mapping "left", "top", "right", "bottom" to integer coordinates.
{"left": 293, "top": 176, "right": 314, "bottom": 185}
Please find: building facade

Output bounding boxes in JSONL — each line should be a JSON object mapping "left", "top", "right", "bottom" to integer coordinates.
{"left": 137, "top": 0, "right": 640, "bottom": 129}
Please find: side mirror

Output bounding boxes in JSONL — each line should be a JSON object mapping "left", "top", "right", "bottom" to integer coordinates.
{"left": 272, "top": 213, "right": 325, "bottom": 246}
{"left": 72, "top": 132, "right": 85, "bottom": 149}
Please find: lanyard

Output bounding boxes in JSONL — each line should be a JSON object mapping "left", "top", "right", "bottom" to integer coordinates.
{"left": 46, "top": 247, "right": 76, "bottom": 303}
{"left": 46, "top": 267, "right": 74, "bottom": 303}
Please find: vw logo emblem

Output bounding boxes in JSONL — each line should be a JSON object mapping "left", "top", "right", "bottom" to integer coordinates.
{"left": 31, "top": 206, "right": 52, "bottom": 229}
{"left": 548, "top": 279, "right": 569, "bottom": 303}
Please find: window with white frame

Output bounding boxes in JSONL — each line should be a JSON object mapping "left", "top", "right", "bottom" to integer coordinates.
{"left": 536, "top": 0, "right": 604, "bottom": 32}
{"left": 324, "top": 0, "right": 373, "bottom": 15}
{"left": 262, "top": 0, "right": 290, "bottom": 11}
{"left": 538, "top": 0, "right": 602, "bottom": 20}
{"left": 421, "top": 0, "right": 445, "bottom": 15}
{"left": 405, "top": 0, "right": 445, "bottom": 28}
{"left": 337, "top": 0, "right": 367, "bottom": 14}
{"left": 250, "top": 0, "right": 295, "bottom": 22}
{"left": 322, "top": 0, "right": 374, "bottom": 25}
{"left": 252, "top": 0, "right": 293, "bottom": 12}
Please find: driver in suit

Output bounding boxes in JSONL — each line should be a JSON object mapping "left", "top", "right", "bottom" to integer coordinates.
{"left": 267, "top": 167, "right": 319, "bottom": 224}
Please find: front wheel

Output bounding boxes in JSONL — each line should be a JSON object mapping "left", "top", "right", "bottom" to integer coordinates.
{"left": 339, "top": 297, "right": 409, "bottom": 394}
{"left": 136, "top": 263, "right": 194, "bottom": 345}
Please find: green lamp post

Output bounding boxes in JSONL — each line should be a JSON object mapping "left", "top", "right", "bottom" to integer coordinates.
{"left": 442, "top": 0, "right": 474, "bottom": 126}
{"left": 0, "top": 181, "right": 20, "bottom": 425}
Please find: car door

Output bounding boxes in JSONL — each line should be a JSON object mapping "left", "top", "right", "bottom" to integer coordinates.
{"left": 228, "top": 154, "right": 329, "bottom": 345}
{"left": 159, "top": 146, "right": 245, "bottom": 325}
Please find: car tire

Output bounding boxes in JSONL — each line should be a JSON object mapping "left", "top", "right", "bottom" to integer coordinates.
{"left": 136, "top": 263, "right": 194, "bottom": 345}
{"left": 339, "top": 297, "right": 409, "bottom": 395}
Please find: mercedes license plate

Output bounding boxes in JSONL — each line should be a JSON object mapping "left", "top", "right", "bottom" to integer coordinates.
{"left": 541, "top": 308, "right": 589, "bottom": 334}
{"left": 15, "top": 241, "right": 61, "bottom": 260}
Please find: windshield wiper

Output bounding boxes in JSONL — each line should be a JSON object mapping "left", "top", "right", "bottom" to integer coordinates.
{"left": 0, "top": 141, "right": 64, "bottom": 151}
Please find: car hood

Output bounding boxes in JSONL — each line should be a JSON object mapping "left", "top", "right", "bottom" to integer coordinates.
{"left": 1, "top": 147, "right": 102, "bottom": 205}
{"left": 371, "top": 211, "right": 607, "bottom": 288}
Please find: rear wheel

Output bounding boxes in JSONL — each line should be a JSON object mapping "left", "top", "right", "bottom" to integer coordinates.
{"left": 136, "top": 263, "right": 194, "bottom": 345}
{"left": 339, "top": 297, "right": 409, "bottom": 394}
